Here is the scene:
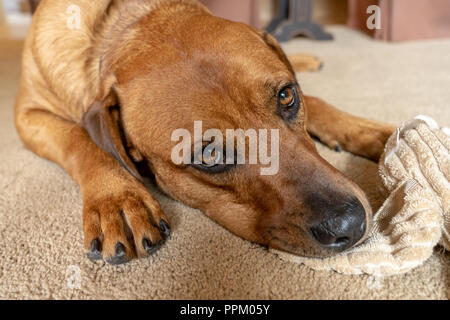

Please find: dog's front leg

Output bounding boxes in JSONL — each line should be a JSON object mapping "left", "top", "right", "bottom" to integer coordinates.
{"left": 15, "top": 108, "right": 170, "bottom": 264}
{"left": 304, "top": 95, "right": 396, "bottom": 162}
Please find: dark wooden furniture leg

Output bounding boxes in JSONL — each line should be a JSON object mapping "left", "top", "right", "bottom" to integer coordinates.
{"left": 266, "top": 0, "right": 290, "bottom": 33}
{"left": 266, "top": 0, "right": 333, "bottom": 42}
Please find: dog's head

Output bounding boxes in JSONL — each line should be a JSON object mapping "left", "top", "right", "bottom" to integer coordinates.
{"left": 83, "top": 10, "right": 371, "bottom": 258}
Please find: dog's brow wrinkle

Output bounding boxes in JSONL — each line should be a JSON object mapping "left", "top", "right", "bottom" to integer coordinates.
{"left": 287, "top": 222, "right": 303, "bottom": 232}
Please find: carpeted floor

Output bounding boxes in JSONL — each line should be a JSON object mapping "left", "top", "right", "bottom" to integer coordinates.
{"left": 0, "top": 26, "right": 449, "bottom": 300}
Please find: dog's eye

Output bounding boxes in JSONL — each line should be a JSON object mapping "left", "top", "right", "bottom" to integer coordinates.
{"left": 277, "top": 85, "right": 300, "bottom": 121}
{"left": 279, "top": 87, "right": 295, "bottom": 107}
{"left": 192, "top": 145, "right": 231, "bottom": 173}
{"left": 199, "top": 145, "right": 222, "bottom": 167}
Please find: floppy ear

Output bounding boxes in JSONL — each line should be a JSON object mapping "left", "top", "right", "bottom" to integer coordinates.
{"left": 82, "top": 88, "right": 143, "bottom": 182}
{"left": 259, "top": 31, "right": 295, "bottom": 75}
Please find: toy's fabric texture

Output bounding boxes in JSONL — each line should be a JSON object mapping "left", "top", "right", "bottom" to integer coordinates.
{"left": 274, "top": 117, "right": 449, "bottom": 276}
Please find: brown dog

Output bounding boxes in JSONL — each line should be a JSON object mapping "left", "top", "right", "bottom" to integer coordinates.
{"left": 15, "top": 0, "right": 394, "bottom": 264}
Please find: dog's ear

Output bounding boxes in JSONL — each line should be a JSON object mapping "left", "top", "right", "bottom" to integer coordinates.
{"left": 82, "top": 87, "right": 143, "bottom": 182}
{"left": 259, "top": 31, "right": 295, "bottom": 75}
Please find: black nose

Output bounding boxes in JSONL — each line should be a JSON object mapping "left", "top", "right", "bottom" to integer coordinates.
{"left": 309, "top": 199, "right": 366, "bottom": 251}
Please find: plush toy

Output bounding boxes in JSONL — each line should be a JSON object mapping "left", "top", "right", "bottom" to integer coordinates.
{"left": 273, "top": 116, "right": 449, "bottom": 276}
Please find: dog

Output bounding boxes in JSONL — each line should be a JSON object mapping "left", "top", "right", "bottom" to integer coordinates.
{"left": 15, "top": 0, "right": 395, "bottom": 265}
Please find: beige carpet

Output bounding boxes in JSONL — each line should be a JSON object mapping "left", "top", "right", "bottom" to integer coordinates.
{"left": 0, "top": 26, "right": 449, "bottom": 300}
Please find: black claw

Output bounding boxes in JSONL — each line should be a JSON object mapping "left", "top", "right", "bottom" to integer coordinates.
{"left": 115, "top": 242, "right": 126, "bottom": 256}
{"left": 142, "top": 238, "right": 152, "bottom": 251}
{"left": 142, "top": 237, "right": 162, "bottom": 255}
{"left": 86, "top": 238, "right": 102, "bottom": 261}
{"left": 106, "top": 242, "right": 129, "bottom": 265}
{"left": 334, "top": 145, "right": 342, "bottom": 152}
{"left": 159, "top": 220, "right": 171, "bottom": 238}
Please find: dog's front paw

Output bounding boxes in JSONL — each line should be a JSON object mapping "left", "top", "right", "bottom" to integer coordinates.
{"left": 82, "top": 187, "right": 170, "bottom": 265}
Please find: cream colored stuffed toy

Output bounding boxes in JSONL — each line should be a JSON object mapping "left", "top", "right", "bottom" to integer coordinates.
{"left": 274, "top": 116, "right": 449, "bottom": 276}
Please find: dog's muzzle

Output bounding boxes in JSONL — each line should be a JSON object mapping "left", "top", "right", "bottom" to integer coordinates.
{"left": 309, "top": 198, "right": 366, "bottom": 251}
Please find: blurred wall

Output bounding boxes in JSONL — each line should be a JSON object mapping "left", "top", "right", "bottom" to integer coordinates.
{"left": 348, "top": 0, "right": 450, "bottom": 41}
{"left": 199, "top": 0, "right": 261, "bottom": 28}
{"left": 0, "top": 1, "right": 5, "bottom": 24}
{"left": 199, "top": 0, "right": 348, "bottom": 30}
{"left": 313, "top": 0, "right": 348, "bottom": 25}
